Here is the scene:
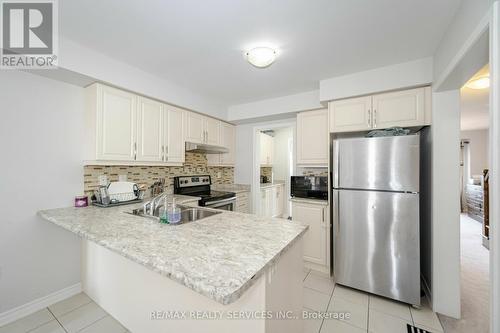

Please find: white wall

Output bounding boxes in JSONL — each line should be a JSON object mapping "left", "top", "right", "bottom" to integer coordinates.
{"left": 461, "top": 129, "right": 490, "bottom": 176}
{"left": 433, "top": 0, "right": 494, "bottom": 85}
{"left": 320, "top": 57, "right": 433, "bottom": 102}
{"left": 431, "top": 90, "right": 461, "bottom": 318}
{"left": 0, "top": 71, "right": 83, "bottom": 314}
{"left": 228, "top": 90, "right": 321, "bottom": 123}
{"left": 272, "top": 128, "right": 294, "bottom": 217}
{"left": 59, "top": 38, "right": 227, "bottom": 120}
{"left": 489, "top": 4, "right": 500, "bottom": 332}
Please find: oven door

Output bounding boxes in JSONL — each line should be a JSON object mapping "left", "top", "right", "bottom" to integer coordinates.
{"left": 205, "top": 197, "right": 236, "bottom": 211}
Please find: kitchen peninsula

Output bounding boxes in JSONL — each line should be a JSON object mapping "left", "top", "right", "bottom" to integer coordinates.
{"left": 38, "top": 196, "right": 307, "bottom": 333}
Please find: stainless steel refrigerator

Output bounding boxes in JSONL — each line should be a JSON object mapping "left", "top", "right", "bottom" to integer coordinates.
{"left": 331, "top": 134, "right": 420, "bottom": 306}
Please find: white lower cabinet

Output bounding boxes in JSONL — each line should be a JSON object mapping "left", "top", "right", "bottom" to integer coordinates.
{"left": 260, "top": 184, "right": 284, "bottom": 218}
{"left": 235, "top": 192, "right": 250, "bottom": 213}
{"left": 291, "top": 200, "right": 329, "bottom": 268}
{"left": 260, "top": 188, "right": 272, "bottom": 217}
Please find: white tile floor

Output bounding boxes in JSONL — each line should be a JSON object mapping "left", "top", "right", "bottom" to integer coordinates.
{"left": 302, "top": 268, "right": 445, "bottom": 333}
{"left": 1, "top": 269, "right": 445, "bottom": 333}
{"left": 0, "top": 294, "right": 128, "bottom": 333}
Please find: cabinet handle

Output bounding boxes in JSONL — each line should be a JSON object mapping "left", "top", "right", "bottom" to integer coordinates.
{"left": 322, "top": 208, "right": 325, "bottom": 223}
{"left": 165, "top": 146, "right": 169, "bottom": 161}
{"left": 134, "top": 143, "right": 137, "bottom": 160}
{"left": 367, "top": 110, "right": 371, "bottom": 128}
{"left": 161, "top": 146, "right": 165, "bottom": 161}
{"left": 373, "top": 109, "right": 377, "bottom": 128}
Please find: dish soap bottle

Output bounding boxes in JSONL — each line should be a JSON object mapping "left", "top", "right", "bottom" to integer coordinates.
{"left": 167, "top": 197, "right": 181, "bottom": 224}
{"left": 159, "top": 196, "right": 169, "bottom": 224}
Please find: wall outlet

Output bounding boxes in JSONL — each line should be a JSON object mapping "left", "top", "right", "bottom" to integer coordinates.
{"left": 119, "top": 174, "right": 127, "bottom": 182}
{"left": 217, "top": 171, "right": 222, "bottom": 179}
{"left": 98, "top": 175, "right": 108, "bottom": 186}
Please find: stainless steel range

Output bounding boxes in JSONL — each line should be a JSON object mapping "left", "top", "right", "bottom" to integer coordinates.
{"left": 173, "top": 175, "right": 236, "bottom": 211}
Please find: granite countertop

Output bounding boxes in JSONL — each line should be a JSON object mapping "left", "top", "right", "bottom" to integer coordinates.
{"left": 260, "top": 180, "right": 285, "bottom": 189}
{"left": 290, "top": 197, "right": 329, "bottom": 206}
{"left": 38, "top": 196, "right": 307, "bottom": 305}
{"left": 211, "top": 183, "right": 250, "bottom": 194}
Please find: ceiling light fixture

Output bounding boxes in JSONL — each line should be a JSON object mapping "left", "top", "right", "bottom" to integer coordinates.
{"left": 465, "top": 75, "right": 490, "bottom": 90}
{"left": 245, "top": 47, "right": 277, "bottom": 68}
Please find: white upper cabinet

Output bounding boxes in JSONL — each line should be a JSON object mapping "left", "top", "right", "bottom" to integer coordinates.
{"left": 164, "top": 104, "right": 185, "bottom": 163}
{"left": 94, "top": 84, "right": 137, "bottom": 161}
{"left": 329, "top": 87, "right": 431, "bottom": 133}
{"left": 136, "top": 97, "right": 163, "bottom": 162}
{"left": 205, "top": 117, "right": 220, "bottom": 146}
{"left": 85, "top": 83, "right": 223, "bottom": 165}
{"left": 260, "top": 133, "right": 274, "bottom": 166}
{"left": 220, "top": 122, "right": 236, "bottom": 165}
{"left": 297, "top": 109, "right": 329, "bottom": 166}
{"left": 329, "top": 96, "right": 372, "bottom": 133}
{"left": 185, "top": 111, "right": 205, "bottom": 144}
{"left": 185, "top": 111, "right": 221, "bottom": 146}
{"left": 372, "top": 87, "right": 426, "bottom": 129}
{"left": 207, "top": 122, "right": 236, "bottom": 166}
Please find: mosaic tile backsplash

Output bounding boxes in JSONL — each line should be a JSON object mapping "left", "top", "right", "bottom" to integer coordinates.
{"left": 301, "top": 168, "right": 328, "bottom": 177}
{"left": 84, "top": 152, "right": 234, "bottom": 196}
{"left": 260, "top": 167, "right": 273, "bottom": 180}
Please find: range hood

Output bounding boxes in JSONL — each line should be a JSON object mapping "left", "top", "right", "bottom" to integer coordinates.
{"left": 185, "top": 142, "right": 229, "bottom": 154}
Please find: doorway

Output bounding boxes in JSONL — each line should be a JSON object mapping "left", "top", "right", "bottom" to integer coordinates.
{"left": 254, "top": 124, "right": 295, "bottom": 218}
{"left": 440, "top": 65, "right": 491, "bottom": 333}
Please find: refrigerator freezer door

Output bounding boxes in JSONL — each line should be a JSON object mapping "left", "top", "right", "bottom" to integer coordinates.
{"left": 333, "top": 189, "right": 420, "bottom": 305}
{"left": 334, "top": 135, "right": 419, "bottom": 192}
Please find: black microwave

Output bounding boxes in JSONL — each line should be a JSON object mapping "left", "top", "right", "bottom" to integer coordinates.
{"left": 291, "top": 176, "right": 328, "bottom": 200}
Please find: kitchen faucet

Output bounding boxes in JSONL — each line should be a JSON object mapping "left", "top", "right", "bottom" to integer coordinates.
{"left": 144, "top": 192, "right": 168, "bottom": 215}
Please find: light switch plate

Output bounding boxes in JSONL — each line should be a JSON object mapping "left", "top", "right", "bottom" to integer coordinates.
{"left": 217, "top": 172, "right": 222, "bottom": 179}
{"left": 119, "top": 174, "right": 127, "bottom": 182}
{"left": 98, "top": 175, "right": 108, "bottom": 186}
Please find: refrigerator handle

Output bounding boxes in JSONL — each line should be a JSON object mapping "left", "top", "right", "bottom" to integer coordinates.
{"left": 331, "top": 140, "right": 339, "bottom": 188}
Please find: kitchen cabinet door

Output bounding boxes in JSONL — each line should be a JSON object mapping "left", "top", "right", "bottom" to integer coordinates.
{"left": 260, "top": 188, "right": 274, "bottom": 217}
{"left": 273, "top": 185, "right": 284, "bottom": 217}
{"left": 372, "top": 87, "right": 425, "bottom": 129}
{"left": 260, "top": 133, "right": 268, "bottom": 165}
{"left": 329, "top": 96, "right": 372, "bottom": 133}
{"left": 260, "top": 133, "right": 274, "bottom": 166}
{"left": 165, "top": 104, "right": 185, "bottom": 163}
{"left": 136, "top": 97, "right": 164, "bottom": 162}
{"left": 220, "top": 123, "right": 235, "bottom": 165}
{"left": 185, "top": 111, "right": 204, "bottom": 144}
{"left": 297, "top": 109, "right": 329, "bottom": 165}
{"left": 96, "top": 85, "right": 137, "bottom": 161}
{"left": 205, "top": 117, "right": 221, "bottom": 146}
{"left": 292, "top": 202, "right": 327, "bottom": 266}
{"left": 259, "top": 189, "right": 267, "bottom": 217}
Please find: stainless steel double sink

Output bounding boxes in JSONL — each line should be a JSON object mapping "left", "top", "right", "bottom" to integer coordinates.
{"left": 129, "top": 204, "right": 221, "bottom": 224}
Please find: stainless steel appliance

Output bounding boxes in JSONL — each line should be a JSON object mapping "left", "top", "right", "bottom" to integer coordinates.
{"left": 331, "top": 134, "right": 420, "bottom": 306}
{"left": 291, "top": 176, "right": 328, "bottom": 200}
{"left": 173, "top": 175, "right": 236, "bottom": 211}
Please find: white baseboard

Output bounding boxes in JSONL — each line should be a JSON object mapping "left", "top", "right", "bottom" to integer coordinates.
{"left": 304, "top": 261, "right": 330, "bottom": 275}
{"left": 0, "top": 283, "right": 82, "bottom": 327}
